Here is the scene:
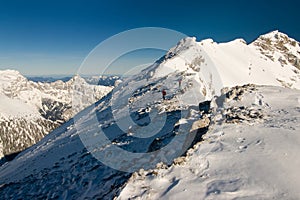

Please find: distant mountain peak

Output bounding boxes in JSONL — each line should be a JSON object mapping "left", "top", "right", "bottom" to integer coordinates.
{"left": 166, "top": 37, "right": 198, "bottom": 57}
{"left": 260, "top": 30, "right": 288, "bottom": 39}
{"left": 67, "top": 74, "right": 87, "bottom": 84}
{"left": 255, "top": 30, "right": 298, "bottom": 45}
{"left": 250, "top": 30, "right": 300, "bottom": 71}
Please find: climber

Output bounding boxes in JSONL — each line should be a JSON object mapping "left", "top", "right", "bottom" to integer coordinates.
{"left": 162, "top": 89, "right": 166, "bottom": 100}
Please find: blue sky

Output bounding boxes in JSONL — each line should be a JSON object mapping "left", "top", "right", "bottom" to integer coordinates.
{"left": 0, "top": 0, "right": 299, "bottom": 75}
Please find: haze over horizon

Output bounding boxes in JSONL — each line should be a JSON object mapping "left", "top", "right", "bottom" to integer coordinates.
{"left": 0, "top": 0, "right": 299, "bottom": 75}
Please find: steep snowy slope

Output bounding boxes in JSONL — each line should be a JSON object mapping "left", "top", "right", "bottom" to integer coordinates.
{"left": 0, "top": 70, "right": 113, "bottom": 159}
{"left": 0, "top": 30, "right": 299, "bottom": 199}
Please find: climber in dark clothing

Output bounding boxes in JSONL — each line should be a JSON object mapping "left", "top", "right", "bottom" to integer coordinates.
{"left": 162, "top": 89, "right": 166, "bottom": 100}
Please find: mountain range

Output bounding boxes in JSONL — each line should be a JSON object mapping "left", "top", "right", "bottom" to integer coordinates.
{"left": 0, "top": 70, "right": 113, "bottom": 160}
{"left": 0, "top": 30, "right": 299, "bottom": 199}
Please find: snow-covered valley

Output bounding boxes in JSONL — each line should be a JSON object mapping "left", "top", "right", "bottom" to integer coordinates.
{"left": 0, "top": 30, "right": 300, "bottom": 199}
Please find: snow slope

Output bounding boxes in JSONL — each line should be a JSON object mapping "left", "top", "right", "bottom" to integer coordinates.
{"left": 118, "top": 85, "right": 300, "bottom": 199}
{"left": 0, "top": 30, "right": 299, "bottom": 199}
{"left": 0, "top": 70, "right": 40, "bottom": 120}
{"left": 0, "top": 94, "right": 38, "bottom": 120}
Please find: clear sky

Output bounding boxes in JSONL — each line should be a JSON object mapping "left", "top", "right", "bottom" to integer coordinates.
{"left": 0, "top": 0, "right": 299, "bottom": 76}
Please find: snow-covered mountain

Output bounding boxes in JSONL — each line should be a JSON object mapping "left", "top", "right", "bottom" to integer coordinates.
{"left": 0, "top": 30, "right": 299, "bottom": 199}
{"left": 0, "top": 70, "right": 112, "bottom": 160}
{"left": 27, "top": 75, "right": 120, "bottom": 86}
{"left": 159, "top": 30, "right": 300, "bottom": 92}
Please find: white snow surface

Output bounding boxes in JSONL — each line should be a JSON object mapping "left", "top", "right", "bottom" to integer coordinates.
{"left": 0, "top": 94, "right": 38, "bottom": 120}
{"left": 0, "top": 70, "right": 40, "bottom": 120}
{"left": 118, "top": 86, "right": 300, "bottom": 200}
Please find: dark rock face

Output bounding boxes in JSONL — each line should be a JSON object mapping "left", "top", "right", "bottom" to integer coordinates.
{"left": 199, "top": 101, "right": 211, "bottom": 114}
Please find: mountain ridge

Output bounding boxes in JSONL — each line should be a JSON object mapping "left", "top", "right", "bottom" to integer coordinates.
{"left": 162, "top": 30, "right": 300, "bottom": 91}
{"left": 0, "top": 30, "right": 300, "bottom": 199}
